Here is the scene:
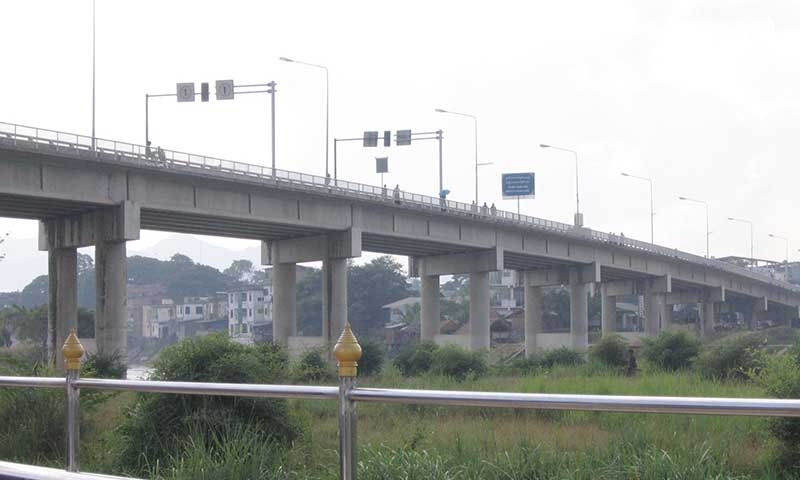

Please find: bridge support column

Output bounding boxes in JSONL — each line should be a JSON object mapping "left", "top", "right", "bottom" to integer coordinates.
{"left": 644, "top": 291, "right": 669, "bottom": 336}
{"left": 700, "top": 302, "right": 716, "bottom": 338}
{"left": 420, "top": 275, "right": 440, "bottom": 342}
{"left": 469, "top": 272, "right": 490, "bottom": 350}
{"left": 95, "top": 241, "right": 127, "bottom": 361}
{"left": 48, "top": 247, "right": 77, "bottom": 370}
{"left": 272, "top": 262, "right": 297, "bottom": 344}
{"left": 523, "top": 279, "right": 543, "bottom": 356}
{"left": 600, "top": 283, "right": 616, "bottom": 336}
{"left": 323, "top": 258, "right": 349, "bottom": 346}
{"left": 569, "top": 269, "right": 589, "bottom": 351}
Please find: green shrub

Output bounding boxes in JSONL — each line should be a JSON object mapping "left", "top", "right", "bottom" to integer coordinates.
{"left": 588, "top": 335, "right": 629, "bottom": 368}
{"left": 113, "top": 334, "right": 300, "bottom": 475}
{"left": 506, "top": 354, "right": 542, "bottom": 375}
{"left": 641, "top": 330, "right": 701, "bottom": 371}
{"left": 82, "top": 351, "right": 127, "bottom": 379}
{"left": 540, "top": 347, "right": 584, "bottom": 368}
{"left": 394, "top": 341, "right": 438, "bottom": 376}
{"left": 430, "top": 345, "right": 487, "bottom": 381}
{"left": 0, "top": 360, "right": 64, "bottom": 463}
{"left": 759, "top": 354, "right": 800, "bottom": 466}
{"left": 695, "top": 334, "right": 766, "bottom": 380}
{"left": 358, "top": 339, "right": 385, "bottom": 377}
{"left": 293, "top": 348, "right": 336, "bottom": 383}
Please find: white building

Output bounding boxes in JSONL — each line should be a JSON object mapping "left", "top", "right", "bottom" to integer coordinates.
{"left": 227, "top": 287, "right": 272, "bottom": 344}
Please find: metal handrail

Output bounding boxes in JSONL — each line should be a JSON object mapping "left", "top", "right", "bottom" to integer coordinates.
{"left": 0, "top": 120, "right": 797, "bottom": 293}
{"left": 0, "top": 461, "right": 136, "bottom": 480}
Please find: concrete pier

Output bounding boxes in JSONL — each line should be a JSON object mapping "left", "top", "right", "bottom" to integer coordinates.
{"left": 272, "top": 262, "right": 297, "bottom": 343}
{"left": 600, "top": 283, "right": 616, "bottom": 336}
{"left": 323, "top": 258, "right": 349, "bottom": 344}
{"left": 420, "top": 275, "right": 440, "bottom": 341}
{"left": 95, "top": 241, "right": 127, "bottom": 358}
{"left": 469, "top": 271, "right": 490, "bottom": 350}
{"left": 700, "top": 301, "right": 716, "bottom": 338}
{"left": 570, "top": 269, "right": 588, "bottom": 350}
{"left": 523, "top": 279, "right": 543, "bottom": 356}
{"left": 48, "top": 247, "right": 77, "bottom": 370}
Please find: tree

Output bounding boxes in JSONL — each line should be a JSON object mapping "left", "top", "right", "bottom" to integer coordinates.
{"left": 0, "top": 231, "right": 8, "bottom": 262}
{"left": 170, "top": 253, "right": 194, "bottom": 264}
{"left": 348, "top": 256, "right": 411, "bottom": 338}
{"left": 296, "top": 268, "right": 322, "bottom": 335}
{"left": 224, "top": 259, "right": 256, "bottom": 283}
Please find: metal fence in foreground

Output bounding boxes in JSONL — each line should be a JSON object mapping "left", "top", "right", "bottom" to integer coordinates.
{"left": 2, "top": 327, "right": 800, "bottom": 480}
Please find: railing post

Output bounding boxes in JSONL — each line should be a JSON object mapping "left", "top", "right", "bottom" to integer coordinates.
{"left": 62, "top": 329, "right": 85, "bottom": 473}
{"left": 334, "top": 323, "right": 362, "bottom": 480}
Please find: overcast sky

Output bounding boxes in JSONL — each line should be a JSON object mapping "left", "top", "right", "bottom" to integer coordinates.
{"left": 2, "top": 0, "right": 799, "bottom": 275}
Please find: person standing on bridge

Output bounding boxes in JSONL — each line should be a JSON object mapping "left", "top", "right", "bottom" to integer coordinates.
{"left": 490, "top": 203, "right": 497, "bottom": 216}
{"left": 394, "top": 184, "right": 401, "bottom": 204}
{"left": 471, "top": 200, "right": 478, "bottom": 215}
{"left": 481, "top": 202, "right": 488, "bottom": 216}
{"left": 382, "top": 184, "right": 387, "bottom": 200}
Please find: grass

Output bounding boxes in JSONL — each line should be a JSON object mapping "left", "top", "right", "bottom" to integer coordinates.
{"left": 2, "top": 347, "right": 798, "bottom": 479}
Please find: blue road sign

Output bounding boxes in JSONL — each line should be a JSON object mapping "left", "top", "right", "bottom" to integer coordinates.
{"left": 502, "top": 172, "right": 535, "bottom": 200}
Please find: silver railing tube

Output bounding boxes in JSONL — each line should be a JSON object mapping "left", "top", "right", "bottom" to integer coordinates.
{"left": 334, "top": 323, "right": 362, "bottom": 480}
{"left": 63, "top": 329, "right": 85, "bottom": 473}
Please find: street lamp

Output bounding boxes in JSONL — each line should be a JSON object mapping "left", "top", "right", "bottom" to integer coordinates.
{"left": 621, "top": 172, "right": 654, "bottom": 243}
{"left": 541, "top": 144, "right": 582, "bottom": 227}
{"left": 728, "top": 217, "right": 754, "bottom": 265}
{"left": 768, "top": 233, "right": 790, "bottom": 279}
{"left": 280, "top": 56, "right": 330, "bottom": 178}
{"left": 435, "top": 108, "right": 489, "bottom": 204}
{"left": 679, "top": 196, "right": 710, "bottom": 258}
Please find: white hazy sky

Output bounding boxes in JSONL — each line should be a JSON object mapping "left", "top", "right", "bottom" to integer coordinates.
{"left": 2, "top": 0, "right": 800, "bottom": 264}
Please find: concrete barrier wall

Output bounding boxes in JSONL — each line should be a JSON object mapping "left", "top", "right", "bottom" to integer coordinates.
{"left": 287, "top": 336, "right": 326, "bottom": 359}
{"left": 433, "top": 334, "right": 470, "bottom": 349}
{"left": 534, "top": 332, "right": 573, "bottom": 350}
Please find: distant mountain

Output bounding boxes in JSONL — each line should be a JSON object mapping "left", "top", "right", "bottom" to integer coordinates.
{"left": 129, "top": 235, "right": 262, "bottom": 273}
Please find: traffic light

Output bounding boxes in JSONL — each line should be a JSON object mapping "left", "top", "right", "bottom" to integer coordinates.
{"left": 396, "top": 129, "right": 412, "bottom": 146}
{"left": 383, "top": 130, "right": 391, "bottom": 147}
{"left": 200, "top": 82, "right": 210, "bottom": 102}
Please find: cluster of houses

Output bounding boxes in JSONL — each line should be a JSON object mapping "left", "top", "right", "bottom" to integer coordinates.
{"left": 126, "top": 283, "right": 273, "bottom": 347}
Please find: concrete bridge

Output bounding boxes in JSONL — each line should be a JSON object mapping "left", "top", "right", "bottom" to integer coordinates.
{"left": 1, "top": 121, "right": 798, "bottom": 365}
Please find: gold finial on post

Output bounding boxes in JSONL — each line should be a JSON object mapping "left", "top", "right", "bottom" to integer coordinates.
{"left": 333, "top": 323, "right": 362, "bottom": 377}
{"left": 62, "top": 329, "right": 85, "bottom": 371}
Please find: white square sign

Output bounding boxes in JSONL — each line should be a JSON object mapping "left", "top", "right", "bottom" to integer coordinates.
{"left": 176, "top": 82, "right": 195, "bottom": 102}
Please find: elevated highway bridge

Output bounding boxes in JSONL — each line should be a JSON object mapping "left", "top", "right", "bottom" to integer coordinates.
{"left": 1, "top": 121, "right": 797, "bottom": 365}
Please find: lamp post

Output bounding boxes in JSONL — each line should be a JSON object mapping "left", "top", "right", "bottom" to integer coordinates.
{"left": 769, "top": 233, "right": 789, "bottom": 279}
{"left": 280, "top": 57, "right": 330, "bottom": 178}
{"left": 541, "top": 144, "right": 582, "bottom": 227}
{"left": 728, "top": 217, "right": 754, "bottom": 266}
{"left": 679, "top": 196, "right": 710, "bottom": 258}
{"left": 621, "top": 172, "right": 654, "bottom": 243}
{"left": 91, "top": 0, "right": 96, "bottom": 151}
{"left": 435, "top": 109, "right": 489, "bottom": 204}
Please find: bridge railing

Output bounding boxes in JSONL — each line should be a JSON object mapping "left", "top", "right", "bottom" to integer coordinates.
{"left": 0, "top": 120, "right": 796, "bottom": 293}
{"left": 2, "top": 327, "right": 800, "bottom": 479}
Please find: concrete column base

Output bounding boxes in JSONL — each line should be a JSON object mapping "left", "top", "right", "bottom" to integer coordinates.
{"left": 420, "top": 275, "right": 440, "bottom": 342}
{"left": 48, "top": 248, "right": 77, "bottom": 370}
{"left": 95, "top": 241, "right": 128, "bottom": 361}
{"left": 524, "top": 282, "right": 543, "bottom": 357}
{"left": 469, "top": 272, "right": 490, "bottom": 350}
{"left": 600, "top": 283, "right": 616, "bottom": 336}
{"left": 570, "top": 276, "right": 588, "bottom": 351}
{"left": 700, "top": 302, "right": 716, "bottom": 338}
{"left": 644, "top": 289, "right": 668, "bottom": 337}
{"left": 272, "top": 262, "right": 297, "bottom": 343}
{"left": 323, "top": 258, "right": 348, "bottom": 345}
